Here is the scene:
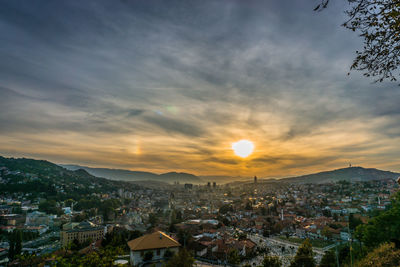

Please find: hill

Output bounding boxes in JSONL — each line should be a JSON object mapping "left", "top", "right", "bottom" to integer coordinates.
{"left": 61, "top": 164, "right": 203, "bottom": 184}
{"left": 282, "top": 166, "right": 399, "bottom": 184}
{"left": 0, "top": 156, "right": 142, "bottom": 198}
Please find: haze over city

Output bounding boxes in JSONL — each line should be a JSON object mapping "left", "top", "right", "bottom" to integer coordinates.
{"left": 1, "top": 0, "right": 400, "bottom": 177}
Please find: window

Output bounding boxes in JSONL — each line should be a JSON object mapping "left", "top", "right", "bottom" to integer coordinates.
{"left": 157, "top": 249, "right": 160, "bottom": 256}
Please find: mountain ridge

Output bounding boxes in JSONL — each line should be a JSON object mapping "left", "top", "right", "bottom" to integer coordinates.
{"left": 60, "top": 164, "right": 203, "bottom": 184}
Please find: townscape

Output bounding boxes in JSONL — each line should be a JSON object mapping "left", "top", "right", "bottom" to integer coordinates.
{"left": 2, "top": 1, "right": 400, "bottom": 266}
{"left": 0, "top": 156, "right": 398, "bottom": 266}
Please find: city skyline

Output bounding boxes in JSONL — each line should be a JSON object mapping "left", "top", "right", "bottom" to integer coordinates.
{"left": 1, "top": 0, "right": 400, "bottom": 177}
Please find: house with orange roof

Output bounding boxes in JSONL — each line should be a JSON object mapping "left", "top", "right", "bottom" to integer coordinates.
{"left": 127, "top": 231, "right": 180, "bottom": 266}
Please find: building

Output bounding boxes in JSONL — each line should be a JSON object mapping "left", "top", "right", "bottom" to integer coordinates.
{"left": 25, "top": 211, "right": 49, "bottom": 226}
{"left": 127, "top": 231, "right": 181, "bottom": 266}
{"left": 60, "top": 221, "right": 104, "bottom": 247}
{"left": 0, "top": 214, "right": 25, "bottom": 226}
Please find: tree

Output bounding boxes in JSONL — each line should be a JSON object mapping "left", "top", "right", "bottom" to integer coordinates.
{"left": 219, "top": 204, "right": 234, "bottom": 214}
{"left": 262, "top": 255, "right": 282, "bottom": 267}
{"left": 261, "top": 206, "right": 267, "bottom": 216}
{"left": 8, "top": 233, "right": 15, "bottom": 261}
{"left": 166, "top": 248, "right": 194, "bottom": 267}
{"left": 320, "top": 249, "right": 337, "bottom": 267}
{"left": 228, "top": 249, "right": 241, "bottom": 265}
{"left": 177, "top": 229, "right": 193, "bottom": 247}
{"left": 349, "top": 213, "right": 363, "bottom": 231}
{"left": 148, "top": 213, "right": 158, "bottom": 226}
{"left": 315, "top": 0, "right": 400, "bottom": 82}
{"left": 289, "top": 239, "right": 315, "bottom": 267}
{"left": 355, "top": 191, "right": 400, "bottom": 248}
{"left": 354, "top": 242, "right": 400, "bottom": 267}
{"left": 245, "top": 202, "right": 253, "bottom": 210}
{"left": 164, "top": 249, "right": 174, "bottom": 260}
{"left": 14, "top": 230, "right": 22, "bottom": 256}
{"left": 333, "top": 213, "right": 339, "bottom": 222}
{"left": 176, "top": 210, "right": 183, "bottom": 221}
{"left": 321, "top": 226, "right": 333, "bottom": 240}
{"left": 39, "top": 199, "right": 61, "bottom": 215}
{"left": 99, "top": 199, "right": 120, "bottom": 222}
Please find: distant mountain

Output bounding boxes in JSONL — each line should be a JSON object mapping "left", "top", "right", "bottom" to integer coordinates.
{"left": 282, "top": 166, "right": 400, "bottom": 184}
{"left": 61, "top": 164, "right": 203, "bottom": 184}
{"left": 200, "top": 175, "right": 250, "bottom": 183}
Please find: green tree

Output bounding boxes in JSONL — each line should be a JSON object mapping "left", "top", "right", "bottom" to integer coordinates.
{"left": 164, "top": 249, "right": 174, "bottom": 260}
{"left": 228, "top": 249, "right": 241, "bottom": 265}
{"left": 355, "top": 191, "right": 400, "bottom": 248}
{"left": 177, "top": 229, "right": 193, "bottom": 247}
{"left": 349, "top": 213, "right": 362, "bottom": 231}
{"left": 219, "top": 204, "right": 234, "bottom": 214}
{"left": 39, "top": 199, "right": 61, "bottom": 215}
{"left": 8, "top": 233, "right": 15, "bottom": 260}
{"left": 321, "top": 226, "right": 332, "bottom": 240}
{"left": 319, "top": 249, "right": 336, "bottom": 267}
{"left": 289, "top": 239, "right": 315, "bottom": 267}
{"left": 166, "top": 248, "right": 194, "bottom": 267}
{"left": 148, "top": 213, "right": 158, "bottom": 226}
{"left": 14, "top": 230, "right": 22, "bottom": 256}
{"left": 262, "top": 255, "right": 282, "bottom": 267}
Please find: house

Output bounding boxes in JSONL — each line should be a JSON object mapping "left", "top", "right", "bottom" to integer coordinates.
{"left": 127, "top": 231, "right": 180, "bottom": 266}
{"left": 340, "top": 231, "right": 350, "bottom": 241}
{"left": 192, "top": 241, "right": 208, "bottom": 257}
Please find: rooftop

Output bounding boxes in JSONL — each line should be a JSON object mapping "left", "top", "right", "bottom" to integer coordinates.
{"left": 127, "top": 231, "right": 180, "bottom": 251}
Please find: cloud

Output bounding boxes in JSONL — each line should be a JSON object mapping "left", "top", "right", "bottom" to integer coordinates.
{"left": 0, "top": 0, "right": 399, "bottom": 175}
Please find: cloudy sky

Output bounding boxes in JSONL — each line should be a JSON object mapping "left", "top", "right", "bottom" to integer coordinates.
{"left": 0, "top": 0, "right": 399, "bottom": 177}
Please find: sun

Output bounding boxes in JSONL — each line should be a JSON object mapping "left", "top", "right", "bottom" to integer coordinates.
{"left": 232, "top": 140, "right": 254, "bottom": 158}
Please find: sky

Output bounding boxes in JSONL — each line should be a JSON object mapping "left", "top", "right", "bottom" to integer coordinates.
{"left": 0, "top": 0, "right": 399, "bottom": 177}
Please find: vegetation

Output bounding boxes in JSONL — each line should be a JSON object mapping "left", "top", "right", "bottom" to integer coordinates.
{"left": 319, "top": 249, "right": 336, "bottom": 267}
{"left": 102, "top": 227, "right": 142, "bottom": 251}
{"left": 354, "top": 242, "right": 400, "bottom": 267}
{"left": 289, "top": 239, "right": 315, "bottom": 267}
{"left": 0, "top": 156, "right": 141, "bottom": 203}
{"left": 261, "top": 255, "right": 282, "bottom": 267}
{"left": 54, "top": 245, "right": 125, "bottom": 266}
{"left": 326, "top": 191, "right": 400, "bottom": 267}
{"left": 8, "top": 229, "right": 22, "bottom": 261}
{"left": 315, "top": 0, "right": 400, "bottom": 82}
{"left": 227, "top": 249, "right": 241, "bottom": 265}
{"left": 278, "top": 236, "right": 333, "bottom": 248}
{"left": 165, "top": 248, "right": 195, "bottom": 267}
{"left": 355, "top": 191, "right": 400, "bottom": 249}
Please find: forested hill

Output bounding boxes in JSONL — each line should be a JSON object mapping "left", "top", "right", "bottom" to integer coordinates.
{"left": 0, "top": 156, "right": 141, "bottom": 199}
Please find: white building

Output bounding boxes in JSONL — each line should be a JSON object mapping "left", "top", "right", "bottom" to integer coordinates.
{"left": 127, "top": 231, "right": 180, "bottom": 266}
